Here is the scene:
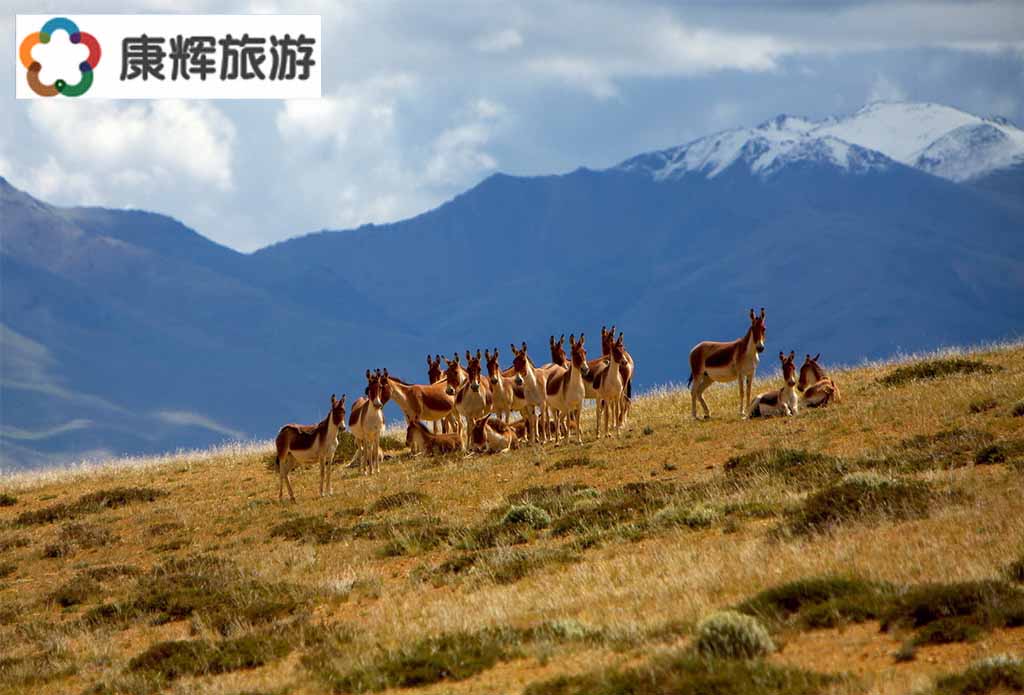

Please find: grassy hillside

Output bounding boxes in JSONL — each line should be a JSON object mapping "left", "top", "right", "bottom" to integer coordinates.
{"left": 1, "top": 344, "right": 1023, "bottom": 695}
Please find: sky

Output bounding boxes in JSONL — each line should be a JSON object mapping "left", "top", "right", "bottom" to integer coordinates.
{"left": 2, "top": 1, "right": 1023, "bottom": 252}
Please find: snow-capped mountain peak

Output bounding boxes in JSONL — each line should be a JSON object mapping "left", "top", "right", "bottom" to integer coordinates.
{"left": 616, "top": 101, "right": 1024, "bottom": 183}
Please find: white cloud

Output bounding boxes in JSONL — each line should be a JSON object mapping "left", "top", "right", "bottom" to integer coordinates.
{"left": 868, "top": 74, "right": 907, "bottom": 103}
{"left": 154, "top": 410, "right": 247, "bottom": 439}
{"left": 27, "top": 100, "right": 235, "bottom": 191}
{"left": 474, "top": 28, "right": 523, "bottom": 53}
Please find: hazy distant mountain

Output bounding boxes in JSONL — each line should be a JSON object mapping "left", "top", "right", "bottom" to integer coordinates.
{"left": 3, "top": 101, "right": 1023, "bottom": 470}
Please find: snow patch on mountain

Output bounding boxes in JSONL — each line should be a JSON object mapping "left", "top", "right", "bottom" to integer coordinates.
{"left": 617, "top": 101, "right": 1024, "bottom": 183}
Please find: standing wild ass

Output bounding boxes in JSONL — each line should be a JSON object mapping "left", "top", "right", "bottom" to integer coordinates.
{"left": 748, "top": 351, "right": 799, "bottom": 418}
{"left": 349, "top": 370, "right": 390, "bottom": 474}
{"left": 688, "top": 308, "right": 767, "bottom": 419}
{"left": 386, "top": 359, "right": 461, "bottom": 433}
{"left": 798, "top": 353, "right": 842, "bottom": 408}
{"left": 454, "top": 350, "right": 493, "bottom": 445}
{"left": 545, "top": 334, "right": 590, "bottom": 444}
{"left": 510, "top": 342, "right": 550, "bottom": 443}
{"left": 594, "top": 333, "right": 628, "bottom": 437}
{"left": 274, "top": 393, "right": 347, "bottom": 502}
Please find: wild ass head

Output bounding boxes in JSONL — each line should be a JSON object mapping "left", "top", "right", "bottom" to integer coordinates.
{"left": 465, "top": 349, "right": 484, "bottom": 393}
{"left": 569, "top": 334, "right": 589, "bottom": 375}
{"left": 485, "top": 348, "right": 502, "bottom": 386}
{"left": 427, "top": 354, "right": 443, "bottom": 384}
{"left": 798, "top": 353, "right": 825, "bottom": 392}
{"left": 610, "top": 332, "right": 627, "bottom": 364}
{"left": 330, "top": 393, "right": 347, "bottom": 428}
{"left": 442, "top": 356, "right": 461, "bottom": 396}
{"left": 601, "top": 325, "right": 616, "bottom": 356}
{"left": 365, "top": 369, "right": 385, "bottom": 409}
{"left": 749, "top": 308, "right": 767, "bottom": 353}
{"left": 510, "top": 341, "right": 529, "bottom": 387}
{"left": 780, "top": 351, "right": 797, "bottom": 387}
{"left": 549, "top": 335, "right": 567, "bottom": 366}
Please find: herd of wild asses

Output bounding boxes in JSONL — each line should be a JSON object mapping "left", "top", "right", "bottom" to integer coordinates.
{"left": 274, "top": 310, "right": 841, "bottom": 501}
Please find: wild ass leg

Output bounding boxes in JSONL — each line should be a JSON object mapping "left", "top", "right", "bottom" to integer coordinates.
{"left": 695, "top": 374, "right": 712, "bottom": 420}
{"left": 282, "top": 455, "right": 296, "bottom": 503}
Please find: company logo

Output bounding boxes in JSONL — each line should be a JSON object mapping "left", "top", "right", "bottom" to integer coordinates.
{"left": 19, "top": 17, "right": 101, "bottom": 97}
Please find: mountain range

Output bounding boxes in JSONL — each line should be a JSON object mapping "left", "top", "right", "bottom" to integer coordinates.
{"left": 2, "top": 101, "right": 1023, "bottom": 470}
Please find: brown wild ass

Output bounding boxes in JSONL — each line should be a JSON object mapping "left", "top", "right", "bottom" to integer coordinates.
{"left": 595, "top": 333, "right": 628, "bottom": 437}
{"left": 274, "top": 393, "right": 347, "bottom": 502}
{"left": 406, "top": 420, "right": 463, "bottom": 455}
{"left": 601, "top": 327, "right": 636, "bottom": 428}
{"left": 510, "top": 342, "right": 550, "bottom": 443}
{"left": 748, "top": 351, "right": 799, "bottom": 418}
{"left": 688, "top": 308, "right": 767, "bottom": 419}
{"left": 798, "top": 353, "right": 842, "bottom": 408}
{"left": 485, "top": 348, "right": 525, "bottom": 422}
{"left": 348, "top": 370, "right": 390, "bottom": 474}
{"left": 469, "top": 416, "right": 519, "bottom": 453}
{"left": 454, "top": 350, "right": 493, "bottom": 445}
{"left": 386, "top": 359, "right": 461, "bottom": 433}
{"left": 545, "top": 334, "right": 590, "bottom": 444}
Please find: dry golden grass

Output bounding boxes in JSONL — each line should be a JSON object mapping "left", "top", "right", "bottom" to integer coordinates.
{"left": 1, "top": 343, "right": 1023, "bottom": 694}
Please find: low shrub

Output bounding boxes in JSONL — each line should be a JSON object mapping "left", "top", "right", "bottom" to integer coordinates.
{"left": 548, "top": 455, "right": 605, "bottom": 471}
{"left": 784, "top": 473, "right": 932, "bottom": 535}
{"left": 15, "top": 487, "right": 166, "bottom": 526}
{"left": 724, "top": 449, "right": 849, "bottom": 489}
{"left": 500, "top": 503, "right": 552, "bottom": 529}
{"left": 0, "top": 535, "right": 30, "bottom": 552}
{"left": 0, "top": 562, "right": 15, "bottom": 579}
{"left": 878, "top": 358, "right": 998, "bottom": 387}
{"left": 269, "top": 516, "right": 345, "bottom": 544}
{"left": 930, "top": 654, "right": 1024, "bottom": 695}
{"left": 523, "top": 652, "right": 835, "bottom": 695}
{"left": 736, "top": 575, "right": 890, "bottom": 628}
{"left": 694, "top": 611, "right": 775, "bottom": 659}
{"left": 653, "top": 503, "right": 719, "bottom": 529}
{"left": 968, "top": 397, "right": 998, "bottom": 414}
{"left": 368, "top": 491, "right": 429, "bottom": 513}
{"left": 0, "top": 493, "right": 16, "bottom": 507}
{"left": 881, "top": 580, "right": 1024, "bottom": 645}
{"left": 49, "top": 576, "right": 102, "bottom": 607}
{"left": 43, "top": 522, "right": 117, "bottom": 558}
{"left": 129, "top": 633, "right": 293, "bottom": 680}
{"left": 1013, "top": 400, "right": 1024, "bottom": 418}
{"left": 975, "top": 439, "right": 1024, "bottom": 466}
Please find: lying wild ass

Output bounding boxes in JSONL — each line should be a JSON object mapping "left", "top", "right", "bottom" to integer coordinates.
{"left": 406, "top": 420, "right": 462, "bottom": 455}
{"left": 688, "top": 308, "right": 767, "bottom": 419}
{"left": 798, "top": 353, "right": 842, "bottom": 408}
{"left": 545, "top": 334, "right": 590, "bottom": 444}
{"left": 274, "top": 393, "right": 347, "bottom": 502}
{"left": 469, "top": 416, "right": 519, "bottom": 453}
{"left": 349, "top": 370, "right": 390, "bottom": 474}
{"left": 749, "top": 351, "right": 799, "bottom": 418}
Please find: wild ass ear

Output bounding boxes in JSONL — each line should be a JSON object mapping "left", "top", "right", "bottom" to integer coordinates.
{"left": 331, "top": 394, "right": 337, "bottom": 407}
{"left": 484, "top": 349, "right": 491, "bottom": 360}
{"left": 559, "top": 334, "right": 565, "bottom": 345}
{"left": 813, "top": 353, "right": 820, "bottom": 362}
{"left": 476, "top": 349, "right": 482, "bottom": 360}
{"left": 510, "top": 343, "right": 517, "bottom": 354}
{"left": 779, "top": 351, "right": 785, "bottom": 361}
{"left": 569, "top": 334, "right": 575, "bottom": 346}
{"left": 580, "top": 333, "right": 585, "bottom": 345}
{"left": 750, "top": 308, "right": 756, "bottom": 320}
{"left": 454, "top": 353, "right": 461, "bottom": 364}
{"left": 339, "top": 394, "right": 346, "bottom": 406}
{"left": 789, "top": 351, "right": 796, "bottom": 362}
{"left": 426, "top": 354, "right": 431, "bottom": 366}
{"left": 760, "top": 307, "right": 766, "bottom": 319}
{"left": 521, "top": 341, "right": 528, "bottom": 351}
{"left": 549, "top": 335, "right": 555, "bottom": 346}
{"left": 805, "top": 354, "right": 811, "bottom": 362}
{"left": 365, "top": 369, "right": 372, "bottom": 380}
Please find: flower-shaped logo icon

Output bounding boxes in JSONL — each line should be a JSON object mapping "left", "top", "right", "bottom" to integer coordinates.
{"left": 19, "top": 17, "right": 101, "bottom": 97}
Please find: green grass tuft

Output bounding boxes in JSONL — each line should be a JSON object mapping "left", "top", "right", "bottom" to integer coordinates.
{"left": 500, "top": 503, "right": 552, "bottom": 529}
{"left": 0, "top": 493, "right": 17, "bottom": 507}
{"left": 968, "top": 397, "right": 998, "bottom": 414}
{"left": 1013, "top": 400, "right": 1024, "bottom": 417}
{"left": 43, "top": 522, "right": 117, "bottom": 558}
{"left": 879, "top": 358, "right": 998, "bottom": 387}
